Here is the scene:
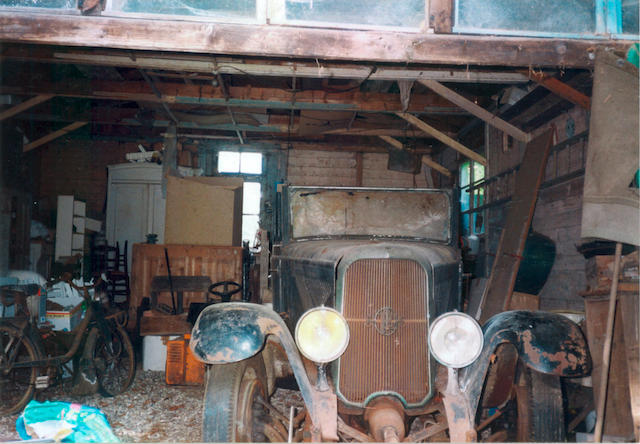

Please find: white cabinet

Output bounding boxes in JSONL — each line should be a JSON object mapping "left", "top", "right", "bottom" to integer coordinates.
{"left": 106, "top": 163, "right": 166, "bottom": 271}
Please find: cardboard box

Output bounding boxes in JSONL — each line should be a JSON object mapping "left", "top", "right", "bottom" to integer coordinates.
{"left": 46, "top": 303, "right": 83, "bottom": 331}
{"left": 164, "top": 176, "right": 243, "bottom": 246}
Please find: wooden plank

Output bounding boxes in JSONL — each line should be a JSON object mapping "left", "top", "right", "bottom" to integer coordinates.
{"left": 130, "top": 243, "right": 243, "bottom": 329}
{"left": 139, "top": 312, "right": 192, "bottom": 336}
{"left": 0, "top": 12, "right": 629, "bottom": 68}
{"left": 429, "top": 0, "right": 453, "bottom": 33}
{"left": 584, "top": 295, "right": 635, "bottom": 438}
{"left": 0, "top": 80, "right": 458, "bottom": 114}
{"left": 0, "top": 94, "right": 54, "bottom": 121}
{"left": 620, "top": 291, "right": 640, "bottom": 441}
{"left": 396, "top": 112, "right": 487, "bottom": 165}
{"left": 22, "top": 121, "right": 87, "bottom": 152}
{"left": 5, "top": 46, "right": 529, "bottom": 83}
{"left": 527, "top": 71, "right": 591, "bottom": 110}
{"left": 378, "top": 135, "right": 452, "bottom": 177}
{"left": 421, "top": 156, "right": 452, "bottom": 178}
{"left": 419, "top": 79, "right": 530, "bottom": 142}
{"left": 477, "top": 129, "right": 553, "bottom": 323}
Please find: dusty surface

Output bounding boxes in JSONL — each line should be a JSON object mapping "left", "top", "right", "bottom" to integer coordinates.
{"left": 0, "top": 371, "right": 303, "bottom": 442}
{"left": 0, "top": 371, "right": 204, "bottom": 442}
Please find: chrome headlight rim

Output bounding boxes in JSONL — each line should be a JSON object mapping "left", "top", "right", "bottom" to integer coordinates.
{"left": 428, "top": 311, "right": 484, "bottom": 369}
{"left": 294, "top": 306, "right": 350, "bottom": 364}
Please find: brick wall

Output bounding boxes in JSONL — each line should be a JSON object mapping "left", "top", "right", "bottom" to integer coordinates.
{"left": 286, "top": 150, "right": 431, "bottom": 188}
{"left": 36, "top": 139, "right": 135, "bottom": 223}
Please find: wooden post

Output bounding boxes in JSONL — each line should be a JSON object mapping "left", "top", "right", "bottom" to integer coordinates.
{"left": 594, "top": 242, "right": 623, "bottom": 442}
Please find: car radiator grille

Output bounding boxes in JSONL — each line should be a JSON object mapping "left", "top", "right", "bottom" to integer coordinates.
{"left": 338, "top": 259, "right": 430, "bottom": 405}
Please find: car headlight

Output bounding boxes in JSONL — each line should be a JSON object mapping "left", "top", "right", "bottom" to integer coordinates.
{"left": 295, "top": 307, "right": 350, "bottom": 363}
{"left": 428, "top": 311, "right": 483, "bottom": 368}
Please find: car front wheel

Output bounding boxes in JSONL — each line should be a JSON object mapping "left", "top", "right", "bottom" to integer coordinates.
{"left": 202, "top": 354, "right": 277, "bottom": 442}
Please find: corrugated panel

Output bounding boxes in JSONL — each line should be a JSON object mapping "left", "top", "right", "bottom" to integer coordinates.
{"left": 339, "top": 259, "right": 429, "bottom": 405}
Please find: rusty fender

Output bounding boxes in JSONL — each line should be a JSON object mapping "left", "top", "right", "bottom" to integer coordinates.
{"left": 189, "top": 302, "right": 338, "bottom": 441}
{"left": 458, "top": 310, "right": 591, "bottom": 418}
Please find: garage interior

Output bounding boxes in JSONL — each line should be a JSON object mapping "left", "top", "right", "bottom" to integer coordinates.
{"left": 0, "top": 1, "right": 638, "bottom": 442}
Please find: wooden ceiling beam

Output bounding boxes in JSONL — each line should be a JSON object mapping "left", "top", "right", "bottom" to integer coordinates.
{"left": 525, "top": 71, "right": 591, "bottom": 110}
{"left": 0, "top": 94, "right": 54, "bottom": 121}
{"left": 396, "top": 112, "right": 487, "bottom": 165}
{"left": 418, "top": 79, "right": 531, "bottom": 142}
{"left": 378, "top": 135, "right": 453, "bottom": 178}
{"left": 1, "top": 45, "right": 530, "bottom": 84}
{"left": 23, "top": 121, "right": 87, "bottom": 152}
{"left": 0, "top": 12, "right": 629, "bottom": 68}
{"left": 0, "top": 80, "right": 459, "bottom": 113}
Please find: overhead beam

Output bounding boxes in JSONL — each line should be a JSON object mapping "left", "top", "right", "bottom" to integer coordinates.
{"left": 526, "top": 71, "right": 591, "bottom": 110}
{"left": 396, "top": 112, "right": 487, "bottom": 165}
{"left": 0, "top": 80, "right": 458, "bottom": 113}
{"left": 418, "top": 79, "right": 531, "bottom": 142}
{"left": 378, "top": 135, "right": 452, "bottom": 177}
{"left": 1, "top": 47, "right": 530, "bottom": 84}
{"left": 0, "top": 94, "right": 54, "bottom": 121}
{"left": 0, "top": 12, "right": 630, "bottom": 68}
{"left": 23, "top": 121, "right": 87, "bottom": 152}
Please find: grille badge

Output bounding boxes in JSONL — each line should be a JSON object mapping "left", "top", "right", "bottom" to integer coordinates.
{"left": 367, "top": 306, "right": 402, "bottom": 336}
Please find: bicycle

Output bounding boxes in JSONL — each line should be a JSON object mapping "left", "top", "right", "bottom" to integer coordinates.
{"left": 0, "top": 275, "right": 136, "bottom": 416}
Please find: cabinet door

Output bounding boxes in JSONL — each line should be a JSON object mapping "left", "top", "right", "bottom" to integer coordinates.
{"left": 107, "top": 183, "right": 148, "bottom": 271}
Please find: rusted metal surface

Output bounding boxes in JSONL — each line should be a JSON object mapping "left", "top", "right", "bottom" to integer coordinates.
{"left": 440, "top": 367, "right": 477, "bottom": 443}
{"left": 189, "top": 302, "right": 338, "bottom": 441}
{"left": 480, "top": 344, "right": 518, "bottom": 408}
{"left": 364, "top": 397, "right": 406, "bottom": 442}
{"left": 287, "top": 187, "right": 451, "bottom": 242}
{"left": 339, "top": 259, "right": 430, "bottom": 406}
{"left": 458, "top": 310, "right": 591, "bottom": 423}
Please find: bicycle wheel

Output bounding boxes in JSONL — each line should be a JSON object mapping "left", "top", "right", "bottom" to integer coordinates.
{"left": 0, "top": 325, "right": 40, "bottom": 415}
{"left": 91, "top": 324, "right": 136, "bottom": 397}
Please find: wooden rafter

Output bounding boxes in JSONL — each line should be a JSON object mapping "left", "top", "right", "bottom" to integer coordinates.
{"left": 0, "top": 81, "right": 459, "bottom": 114}
{"left": 0, "top": 12, "right": 629, "bottom": 68}
{"left": 378, "top": 135, "right": 452, "bottom": 178}
{"left": 396, "top": 112, "right": 487, "bottom": 165}
{"left": 526, "top": 71, "right": 591, "bottom": 110}
{"left": 0, "top": 94, "right": 54, "bottom": 121}
{"left": 23, "top": 121, "right": 87, "bottom": 152}
{"left": 418, "top": 79, "right": 531, "bottom": 142}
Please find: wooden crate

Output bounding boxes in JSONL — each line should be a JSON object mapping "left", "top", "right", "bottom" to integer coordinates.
{"left": 130, "top": 243, "right": 243, "bottom": 327}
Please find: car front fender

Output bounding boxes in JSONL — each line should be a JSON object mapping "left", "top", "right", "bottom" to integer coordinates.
{"left": 189, "top": 302, "right": 338, "bottom": 441}
{"left": 459, "top": 310, "right": 591, "bottom": 415}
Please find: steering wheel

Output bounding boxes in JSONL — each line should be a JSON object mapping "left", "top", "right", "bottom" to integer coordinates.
{"left": 208, "top": 281, "right": 242, "bottom": 303}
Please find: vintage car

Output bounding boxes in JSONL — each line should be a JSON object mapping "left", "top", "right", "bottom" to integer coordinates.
{"left": 189, "top": 186, "right": 591, "bottom": 442}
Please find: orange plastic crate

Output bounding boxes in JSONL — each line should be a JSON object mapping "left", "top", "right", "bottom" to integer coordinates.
{"left": 165, "top": 334, "right": 205, "bottom": 385}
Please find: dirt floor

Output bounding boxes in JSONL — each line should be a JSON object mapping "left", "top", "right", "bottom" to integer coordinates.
{"left": 0, "top": 371, "right": 204, "bottom": 442}
{"left": 0, "top": 370, "right": 303, "bottom": 442}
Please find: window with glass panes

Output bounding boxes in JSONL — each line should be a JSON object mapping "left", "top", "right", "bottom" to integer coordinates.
{"left": 217, "top": 151, "right": 263, "bottom": 245}
{"left": 460, "top": 160, "right": 485, "bottom": 236}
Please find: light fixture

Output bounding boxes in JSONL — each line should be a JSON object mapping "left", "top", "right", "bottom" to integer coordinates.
{"left": 428, "top": 311, "right": 483, "bottom": 368}
{"left": 295, "top": 307, "right": 350, "bottom": 363}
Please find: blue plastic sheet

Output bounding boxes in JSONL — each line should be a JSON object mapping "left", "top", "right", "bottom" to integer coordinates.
{"left": 16, "top": 400, "right": 119, "bottom": 443}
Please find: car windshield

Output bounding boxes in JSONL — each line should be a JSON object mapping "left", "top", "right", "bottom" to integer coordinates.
{"left": 289, "top": 187, "right": 451, "bottom": 241}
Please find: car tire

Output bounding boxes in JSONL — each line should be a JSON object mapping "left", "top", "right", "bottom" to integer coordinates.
{"left": 202, "top": 354, "right": 270, "bottom": 442}
{"left": 514, "top": 363, "right": 566, "bottom": 442}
